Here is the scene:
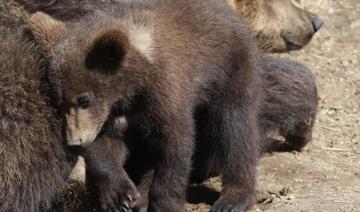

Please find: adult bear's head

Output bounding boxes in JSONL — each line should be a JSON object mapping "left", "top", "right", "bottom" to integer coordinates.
{"left": 227, "top": 0, "right": 323, "bottom": 52}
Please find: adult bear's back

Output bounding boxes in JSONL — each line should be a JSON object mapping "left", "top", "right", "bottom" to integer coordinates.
{"left": 0, "top": 32, "right": 72, "bottom": 212}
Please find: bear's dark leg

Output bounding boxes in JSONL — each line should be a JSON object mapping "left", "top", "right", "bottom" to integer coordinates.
{"left": 145, "top": 107, "right": 194, "bottom": 212}
{"left": 131, "top": 170, "right": 154, "bottom": 212}
{"left": 210, "top": 95, "right": 259, "bottom": 212}
{"left": 190, "top": 106, "right": 223, "bottom": 184}
{"left": 83, "top": 135, "right": 140, "bottom": 211}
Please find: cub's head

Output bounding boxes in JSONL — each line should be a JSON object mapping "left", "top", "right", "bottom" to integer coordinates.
{"left": 28, "top": 12, "right": 143, "bottom": 147}
{"left": 227, "top": 0, "right": 323, "bottom": 52}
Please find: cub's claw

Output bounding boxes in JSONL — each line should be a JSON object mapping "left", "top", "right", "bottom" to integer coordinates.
{"left": 99, "top": 178, "right": 140, "bottom": 212}
{"left": 116, "top": 188, "right": 140, "bottom": 212}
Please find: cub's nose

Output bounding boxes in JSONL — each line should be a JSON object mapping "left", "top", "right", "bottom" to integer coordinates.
{"left": 310, "top": 13, "right": 323, "bottom": 32}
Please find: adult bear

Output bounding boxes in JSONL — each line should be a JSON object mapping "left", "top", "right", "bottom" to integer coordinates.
{"left": 226, "top": 0, "right": 323, "bottom": 52}
{"left": 17, "top": 0, "right": 322, "bottom": 53}
{"left": 0, "top": 31, "right": 74, "bottom": 212}
{"left": 28, "top": 0, "right": 262, "bottom": 211}
{"left": 0, "top": 0, "right": 29, "bottom": 35}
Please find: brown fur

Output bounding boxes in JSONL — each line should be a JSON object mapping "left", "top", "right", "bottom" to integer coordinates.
{"left": 83, "top": 134, "right": 140, "bottom": 211}
{"left": 0, "top": 31, "right": 74, "bottom": 212}
{"left": 29, "top": 12, "right": 67, "bottom": 50}
{"left": 28, "top": 0, "right": 262, "bottom": 211}
{"left": 17, "top": 0, "right": 322, "bottom": 53}
{"left": 227, "top": 0, "right": 323, "bottom": 52}
{"left": 61, "top": 55, "right": 318, "bottom": 211}
{"left": 258, "top": 56, "right": 318, "bottom": 153}
{"left": 191, "top": 56, "right": 318, "bottom": 183}
{"left": 127, "top": 56, "right": 318, "bottom": 210}
{"left": 16, "top": 0, "right": 112, "bottom": 21}
{"left": 0, "top": 2, "right": 318, "bottom": 211}
{"left": 51, "top": 182, "right": 97, "bottom": 211}
{"left": 0, "top": 0, "right": 29, "bottom": 35}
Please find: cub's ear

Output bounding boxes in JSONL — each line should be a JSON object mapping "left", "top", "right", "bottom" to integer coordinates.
{"left": 85, "top": 29, "right": 129, "bottom": 74}
{"left": 28, "top": 12, "right": 67, "bottom": 50}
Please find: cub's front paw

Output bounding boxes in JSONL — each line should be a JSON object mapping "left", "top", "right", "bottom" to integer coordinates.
{"left": 99, "top": 178, "right": 140, "bottom": 212}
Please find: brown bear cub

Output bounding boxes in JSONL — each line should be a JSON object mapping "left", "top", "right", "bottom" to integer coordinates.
{"left": 28, "top": 0, "right": 262, "bottom": 211}
{"left": 191, "top": 56, "right": 318, "bottom": 185}
{"left": 75, "top": 55, "right": 319, "bottom": 211}
{"left": 258, "top": 57, "right": 318, "bottom": 154}
{"left": 0, "top": 31, "right": 74, "bottom": 212}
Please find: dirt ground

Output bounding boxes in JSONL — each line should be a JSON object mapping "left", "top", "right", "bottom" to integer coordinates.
{"left": 186, "top": 1, "right": 360, "bottom": 211}
{"left": 1, "top": 0, "right": 359, "bottom": 211}
{"left": 254, "top": 0, "right": 360, "bottom": 211}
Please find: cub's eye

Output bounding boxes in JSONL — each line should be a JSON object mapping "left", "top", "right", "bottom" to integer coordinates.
{"left": 77, "top": 96, "right": 90, "bottom": 109}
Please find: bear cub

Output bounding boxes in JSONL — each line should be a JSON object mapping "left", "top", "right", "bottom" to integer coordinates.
{"left": 28, "top": 0, "right": 263, "bottom": 211}
{"left": 258, "top": 56, "right": 318, "bottom": 154}
{"left": 65, "top": 56, "right": 319, "bottom": 211}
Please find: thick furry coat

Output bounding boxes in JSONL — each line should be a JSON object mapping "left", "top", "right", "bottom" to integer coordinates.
{"left": 259, "top": 57, "right": 318, "bottom": 153}
{"left": 28, "top": 0, "right": 262, "bottom": 211}
{"left": 0, "top": 32, "right": 72, "bottom": 212}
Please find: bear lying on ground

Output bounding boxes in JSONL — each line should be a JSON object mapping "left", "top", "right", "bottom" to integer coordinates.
{"left": 258, "top": 56, "right": 318, "bottom": 153}
{"left": 226, "top": 0, "right": 323, "bottom": 52}
{"left": 17, "top": 0, "right": 322, "bottom": 53}
{"left": 0, "top": 31, "right": 74, "bottom": 212}
{"left": 28, "top": 0, "right": 262, "bottom": 211}
{"left": 57, "top": 55, "right": 318, "bottom": 211}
